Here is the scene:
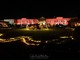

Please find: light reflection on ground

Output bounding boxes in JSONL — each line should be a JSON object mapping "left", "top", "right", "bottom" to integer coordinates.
{"left": 60, "top": 36, "right": 74, "bottom": 40}
{"left": 0, "top": 33, "right": 3, "bottom": 36}
{"left": 0, "top": 36, "right": 40, "bottom": 46}
{"left": 20, "top": 28, "right": 52, "bottom": 31}
{"left": 0, "top": 35, "right": 73, "bottom": 45}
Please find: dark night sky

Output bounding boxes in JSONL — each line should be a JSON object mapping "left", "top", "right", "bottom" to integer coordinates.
{"left": 0, "top": 1, "right": 80, "bottom": 19}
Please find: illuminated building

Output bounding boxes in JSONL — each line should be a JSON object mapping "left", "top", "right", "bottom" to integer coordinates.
{"left": 46, "top": 17, "right": 70, "bottom": 26}
{"left": 15, "top": 18, "right": 38, "bottom": 25}
{"left": 4, "top": 19, "right": 15, "bottom": 25}
{"left": 2, "top": 17, "right": 70, "bottom": 27}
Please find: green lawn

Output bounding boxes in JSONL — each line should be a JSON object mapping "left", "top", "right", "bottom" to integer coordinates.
{"left": 0, "top": 28, "right": 73, "bottom": 40}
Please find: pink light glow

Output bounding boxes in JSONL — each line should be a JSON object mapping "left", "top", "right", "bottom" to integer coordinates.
{"left": 33, "top": 19, "right": 38, "bottom": 24}
{"left": 17, "top": 19, "right": 21, "bottom": 25}
{"left": 16, "top": 17, "right": 70, "bottom": 25}
{"left": 46, "top": 17, "right": 70, "bottom": 25}
{"left": 56, "top": 17, "right": 63, "bottom": 19}
{"left": 21, "top": 18, "right": 27, "bottom": 20}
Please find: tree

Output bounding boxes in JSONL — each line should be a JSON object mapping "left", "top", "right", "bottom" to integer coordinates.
{"left": 68, "top": 17, "right": 78, "bottom": 27}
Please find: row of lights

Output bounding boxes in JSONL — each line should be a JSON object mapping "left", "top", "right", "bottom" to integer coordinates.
{"left": 0, "top": 34, "right": 73, "bottom": 45}
{"left": 0, "top": 35, "right": 41, "bottom": 46}
{"left": 60, "top": 36, "right": 74, "bottom": 40}
{"left": 22, "top": 38, "right": 40, "bottom": 46}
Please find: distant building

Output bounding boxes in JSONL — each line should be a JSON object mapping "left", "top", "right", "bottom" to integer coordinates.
{"left": 4, "top": 19, "right": 15, "bottom": 25}
{"left": 46, "top": 17, "right": 70, "bottom": 26}
{"left": 2, "top": 17, "right": 70, "bottom": 27}
{"left": 15, "top": 18, "right": 38, "bottom": 25}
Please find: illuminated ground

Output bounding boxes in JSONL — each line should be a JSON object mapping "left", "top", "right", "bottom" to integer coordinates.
{"left": 0, "top": 27, "right": 73, "bottom": 45}
{"left": 0, "top": 28, "right": 79, "bottom": 59}
{"left": 0, "top": 28, "right": 73, "bottom": 39}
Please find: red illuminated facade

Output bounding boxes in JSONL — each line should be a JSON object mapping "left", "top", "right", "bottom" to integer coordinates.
{"left": 46, "top": 17, "right": 70, "bottom": 25}
{"left": 15, "top": 17, "right": 70, "bottom": 26}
